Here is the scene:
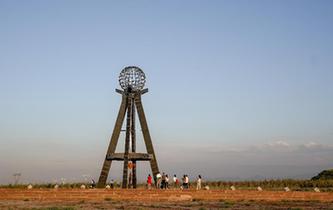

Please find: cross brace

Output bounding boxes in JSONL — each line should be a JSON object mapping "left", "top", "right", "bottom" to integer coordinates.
{"left": 106, "top": 153, "right": 153, "bottom": 161}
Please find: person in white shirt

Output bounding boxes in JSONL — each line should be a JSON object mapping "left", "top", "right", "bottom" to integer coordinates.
{"left": 185, "top": 175, "right": 189, "bottom": 189}
{"left": 196, "top": 175, "right": 202, "bottom": 190}
{"left": 173, "top": 174, "right": 178, "bottom": 188}
{"left": 156, "top": 173, "right": 162, "bottom": 188}
{"left": 165, "top": 174, "right": 169, "bottom": 189}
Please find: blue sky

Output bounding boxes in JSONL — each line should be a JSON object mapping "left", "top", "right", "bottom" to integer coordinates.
{"left": 0, "top": 0, "right": 333, "bottom": 184}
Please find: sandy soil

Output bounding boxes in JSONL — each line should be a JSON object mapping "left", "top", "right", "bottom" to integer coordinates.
{"left": 1, "top": 188, "right": 333, "bottom": 209}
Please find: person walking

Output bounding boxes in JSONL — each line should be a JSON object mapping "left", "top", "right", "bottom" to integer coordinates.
{"left": 196, "top": 175, "right": 202, "bottom": 190}
{"left": 128, "top": 172, "right": 132, "bottom": 188}
{"left": 173, "top": 174, "right": 179, "bottom": 189}
{"left": 165, "top": 174, "right": 169, "bottom": 189}
{"left": 91, "top": 179, "right": 96, "bottom": 188}
{"left": 185, "top": 175, "right": 189, "bottom": 189}
{"left": 161, "top": 172, "right": 166, "bottom": 189}
{"left": 110, "top": 179, "right": 114, "bottom": 189}
{"left": 147, "top": 174, "right": 152, "bottom": 190}
{"left": 156, "top": 173, "right": 162, "bottom": 189}
{"left": 182, "top": 175, "right": 186, "bottom": 189}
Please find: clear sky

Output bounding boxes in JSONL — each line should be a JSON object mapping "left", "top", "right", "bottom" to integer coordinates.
{"left": 0, "top": 0, "right": 333, "bottom": 184}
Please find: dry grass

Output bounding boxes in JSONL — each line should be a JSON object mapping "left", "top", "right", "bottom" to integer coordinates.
{"left": 0, "top": 188, "right": 333, "bottom": 209}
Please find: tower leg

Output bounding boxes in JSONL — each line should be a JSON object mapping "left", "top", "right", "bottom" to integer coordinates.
{"left": 131, "top": 100, "right": 137, "bottom": 188}
{"left": 135, "top": 95, "right": 160, "bottom": 183}
{"left": 98, "top": 95, "right": 127, "bottom": 187}
{"left": 122, "top": 97, "right": 132, "bottom": 188}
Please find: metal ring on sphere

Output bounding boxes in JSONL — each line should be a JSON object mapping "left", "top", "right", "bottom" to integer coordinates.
{"left": 119, "top": 66, "right": 146, "bottom": 91}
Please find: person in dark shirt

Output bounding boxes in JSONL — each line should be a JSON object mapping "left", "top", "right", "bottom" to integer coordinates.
{"left": 161, "top": 172, "right": 166, "bottom": 189}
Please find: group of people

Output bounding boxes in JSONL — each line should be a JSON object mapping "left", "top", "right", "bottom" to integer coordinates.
{"left": 147, "top": 173, "right": 202, "bottom": 190}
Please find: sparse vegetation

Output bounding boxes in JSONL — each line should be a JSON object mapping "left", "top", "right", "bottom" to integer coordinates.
{"left": 2, "top": 179, "right": 333, "bottom": 191}
{"left": 201, "top": 179, "right": 333, "bottom": 191}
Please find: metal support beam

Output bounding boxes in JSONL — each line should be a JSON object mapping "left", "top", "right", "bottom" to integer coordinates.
{"left": 141, "top": 88, "right": 148, "bottom": 95}
{"left": 135, "top": 94, "right": 160, "bottom": 183}
{"left": 131, "top": 100, "right": 137, "bottom": 188}
{"left": 97, "top": 94, "right": 127, "bottom": 187}
{"left": 106, "top": 153, "right": 153, "bottom": 161}
{"left": 122, "top": 96, "right": 132, "bottom": 188}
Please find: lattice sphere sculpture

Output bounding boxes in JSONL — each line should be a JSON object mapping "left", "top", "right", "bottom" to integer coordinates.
{"left": 119, "top": 66, "right": 146, "bottom": 91}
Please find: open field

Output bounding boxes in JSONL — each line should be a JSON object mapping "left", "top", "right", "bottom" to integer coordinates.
{"left": 1, "top": 188, "right": 333, "bottom": 209}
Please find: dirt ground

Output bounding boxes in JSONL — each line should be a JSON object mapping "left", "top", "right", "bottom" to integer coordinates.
{"left": 1, "top": 188, "right": 333, "bottom": 209}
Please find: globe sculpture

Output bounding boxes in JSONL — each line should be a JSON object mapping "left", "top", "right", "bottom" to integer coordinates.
{"left": 119, "top": 66, "right": 146, "bottom": 91}
{"left": 98, "top": 66, "right": 160, "bottom": 189}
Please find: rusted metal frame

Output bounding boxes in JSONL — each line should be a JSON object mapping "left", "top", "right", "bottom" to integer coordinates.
{"left": 98, "top": 87, "right": 159, "bottom": 188}
{"left": 122, "top": 95, "right": 132, "bottom": 188}
{"left": 131, "top": 98, "right": 137, "bottom": 188}
{"left": 106, "top": 153, "right": 153, "bottom": 161}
